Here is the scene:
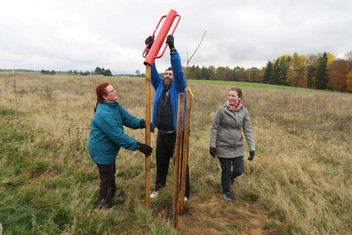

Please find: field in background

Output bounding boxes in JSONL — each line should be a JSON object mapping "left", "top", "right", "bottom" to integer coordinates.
{"left": 0, "top": 72, "right": 351, "bottom": 234}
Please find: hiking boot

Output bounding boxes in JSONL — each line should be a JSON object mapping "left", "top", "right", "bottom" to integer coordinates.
{"left": 99, "top": 199, "right": 112, "bottom": 209}
{"left": 223, "top": 193, "right": 233, "bottom": 201}
{"left": 150, "top": 190, "right": 159, "bottom": 199}
{"left": 115, "top": 195, "right": 125, "bottom": 203}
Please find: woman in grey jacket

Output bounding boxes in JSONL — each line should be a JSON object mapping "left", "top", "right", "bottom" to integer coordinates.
{"left": 209, "top": 88, "right": 255, "bottom": 201}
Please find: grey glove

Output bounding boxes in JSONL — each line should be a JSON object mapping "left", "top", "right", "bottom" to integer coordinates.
{"left": 248, "top": 150, "right": 255, "bottom": 161}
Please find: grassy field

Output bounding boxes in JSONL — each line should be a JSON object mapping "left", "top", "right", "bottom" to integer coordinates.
{"left": 0, "top": 72, "right": 351, "bottom": 235}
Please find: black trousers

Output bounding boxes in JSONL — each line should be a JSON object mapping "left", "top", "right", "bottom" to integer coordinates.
{"left": 96, "top": 162, "right": 116, "bottom": 208}
{"left": 218, "top": 157, "right": 244, "bottom": 194}
{"left": 155, "top": 131, "right": 191, "bottom": 198}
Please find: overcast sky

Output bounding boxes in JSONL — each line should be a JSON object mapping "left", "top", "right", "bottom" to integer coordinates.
{"left": 1, "top": 0, "right": 351, "bottom": 74}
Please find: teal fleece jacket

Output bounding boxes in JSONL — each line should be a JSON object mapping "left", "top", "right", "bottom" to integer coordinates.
{"left": 88, "top": 101, "right": 143, "bottom": 164}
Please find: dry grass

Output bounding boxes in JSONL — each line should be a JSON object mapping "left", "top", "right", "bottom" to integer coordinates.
{"left": 0, "top": 71, "right": 351, "bottom": 234}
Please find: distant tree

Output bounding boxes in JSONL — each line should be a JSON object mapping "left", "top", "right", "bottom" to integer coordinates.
{"left": 215, "top": 66, "right": 226, "bottom": 81}
{"left": 103, "top": 69, "right": 112, "bottom": 76}
{"left": 346, "top": 71, "right": 352, "bottom": 92}
{"left": 277, "top": 56, "right": 291, "bottom": 85}
{"left": 233, "top": 66, "right": 246, "bottom": 82}
{"left": 315, "top": 52, "right": 328, "bottom": 89}
{"left": 327, "top": 59, "right": 349, "bottom": 91}
{"left": 345, "top": 51, "right": 352, "bottom": 71}
{"left": 306, "top": 54, "right": 318, "bottom": 88}
{"left": 247, "top": 67, "right": 263, "bottom": 83}
{"left": 288, "top": 52, "right": 307, "bottom": 87}
{"left": 136, "top": 69, "right": 141, "bottom": 76}
{"left": 262, "top": 61, "right": 272, "bottom": 84}
{"left": 200, "top": 66, "right": 209, "bottom": 80}
{"left": 326, "top": 52, "right": 335, "bottom": 66}
{"left": 187, "top": 65, "right": 201, "bottom": 80}
{"left": 40, "top": 69, "right": 56, "bottom": 75}
{"left": 80, "top": 71, "right": 91, "bottom": 76}
{"left": 224, "top": 66, "right": 233, "bottom": 81}
{"left": 94, "top": 67, "right": 112, "bottom": 76}
{"left": 207, "top": 66, "right": 216, "bottom": 80}
{"left": 94, "top": 67, "right": 103, "bottom": 75}
{"left": 269, "top": 59, "right": 279, "bottom": 84}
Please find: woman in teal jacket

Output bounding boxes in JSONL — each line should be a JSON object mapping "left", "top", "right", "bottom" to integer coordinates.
{"left": 88, "top": 82, "right": 152, "bottom": 209}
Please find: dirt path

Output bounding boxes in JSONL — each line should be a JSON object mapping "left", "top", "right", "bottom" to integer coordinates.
{"left": 176, "top": 195, "right": 274, "bottom": 235}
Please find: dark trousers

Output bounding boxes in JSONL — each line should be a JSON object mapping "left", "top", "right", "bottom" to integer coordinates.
{"left": 155, "top": 131, "right": 191, "bottom": 198}
{"left": 96, "top": 162, "right": 116, "bottom": 208}
{"left": 218, "top": 157, "right": 244, "bottom": 194}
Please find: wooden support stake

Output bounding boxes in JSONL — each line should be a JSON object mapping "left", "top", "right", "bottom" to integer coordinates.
{"left": 145, "top": 65, "right": 152, "bottom": 208}
{"left": 173, "top": 93, "right": 185, "bottom": 228}
{"left": 179, "top": 89, "right": 192, "bottom": 214}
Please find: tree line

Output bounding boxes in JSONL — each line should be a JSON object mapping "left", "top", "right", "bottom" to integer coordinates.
{"left": 40, "top": 67, "right": 112, "bottom": 76}
{"left": 185, "top": 51, "right": 352, "bottom": 92}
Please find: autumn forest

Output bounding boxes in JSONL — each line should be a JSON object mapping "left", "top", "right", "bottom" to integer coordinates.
{"left": 185, "top": 51, "right": 352, "bottom": 92}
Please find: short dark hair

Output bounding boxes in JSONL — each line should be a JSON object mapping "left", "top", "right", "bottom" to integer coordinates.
{"left": 229, "top": 87, "right": 242, "bottom": 98}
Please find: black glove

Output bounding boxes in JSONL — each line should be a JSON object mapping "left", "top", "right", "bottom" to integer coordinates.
{"left": 137, "top": 142, "right": 153, "bottom": 156}
{"left": 248, "top": 150, "right": 255, "bottom": 161}
{"left": 209, "top": 147, "right": 216, "bottom": 158}
{"left": 166, "top": 35, "right": 175, "bottom": 51}
{"left": 145, "top": 36, "right": 154, "bottom": 49}
{"left": 140, "top": 119, "right": 146, "bottom": 128}
{"left": 140, "top": 120, "right": 154, "bottom": 133}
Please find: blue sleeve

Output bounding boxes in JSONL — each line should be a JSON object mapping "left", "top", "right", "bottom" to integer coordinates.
{"left": 151, "top": 63, "right": 163, "bottom": 89}
{"left": 170, "top": 51, "right": 186, "bottom": 92}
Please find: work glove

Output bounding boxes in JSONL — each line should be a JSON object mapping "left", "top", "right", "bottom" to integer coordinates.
{"left": 248, "top": 150, "right": 255, "bottom": 161}
{"left": 145, "top": 36, "right": 154, "bottom": 49}
{"left": 140, "top": 120, "right": 154, "bottom": 132}
{"left": 166, "top": 35, "right": 175, "bottom": 51}
{"left": 140, "top": 119, "right": 146, "bottom": 128}
{"left": 137, "top": 142, "right": 153, "bottom": 156}
{"left": 209, "top": 147, "right": 216, "bottom": 158}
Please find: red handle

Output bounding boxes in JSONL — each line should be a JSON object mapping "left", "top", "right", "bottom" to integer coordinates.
{"left": 143, "top": 9, "right": 181, "bottom": 66}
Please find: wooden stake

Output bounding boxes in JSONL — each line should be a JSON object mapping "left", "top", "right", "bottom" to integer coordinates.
{"left": 179, "top": 89, "right": 192, "bottom": 214}
{"left": 145, "top": 65, "right": 152, "bottom": 208}
{"left": 173, "top": 93, "right": 185, "bottom": 228}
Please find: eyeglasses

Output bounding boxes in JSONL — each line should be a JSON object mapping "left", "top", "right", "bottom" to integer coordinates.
{"left": 105, "top": 89, "right": 116, "bottom": 94}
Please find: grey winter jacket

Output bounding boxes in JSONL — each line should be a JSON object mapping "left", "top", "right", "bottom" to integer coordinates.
{"left": 209, "top": 102, "right": 255, "bottom": 158}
